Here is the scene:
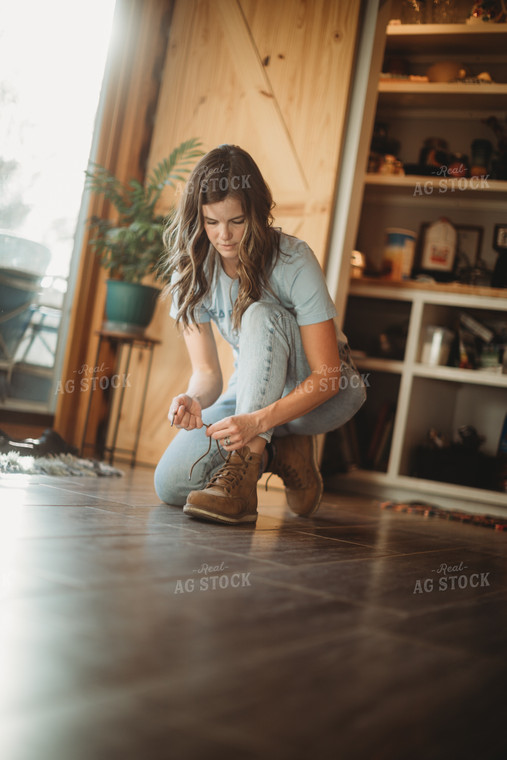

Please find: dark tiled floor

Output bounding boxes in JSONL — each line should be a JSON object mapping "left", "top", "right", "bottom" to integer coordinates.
{"left": 1, "top": 467, "right": 506, "bottom": 760}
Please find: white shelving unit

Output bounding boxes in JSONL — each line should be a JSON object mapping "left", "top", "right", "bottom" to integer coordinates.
{"left": 377, "top": 80, "right": 507, "bottom": 110}
{"left": 334, "top": 22, "right": 507, "bottom": 516}
{"left": 384, "top": 22, "right": 507, "bottom": 54}
{"left": 339, "top": 279, "right": 507, "bottom": 515}
{"left": 364, "top": 174, "right": 507, "bottom": 199}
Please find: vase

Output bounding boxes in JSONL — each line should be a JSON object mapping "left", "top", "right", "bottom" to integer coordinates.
{"left": 104, "top": 280, "right": 160, "bottom": 335}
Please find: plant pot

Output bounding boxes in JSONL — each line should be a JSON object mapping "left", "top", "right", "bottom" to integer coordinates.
{"left": 104, "top": 280, "right": 160, "bottom": 335}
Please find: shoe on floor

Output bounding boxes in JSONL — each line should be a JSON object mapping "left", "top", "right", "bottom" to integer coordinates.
{"left": 184, "top": 446, "right": 262, "bottom": 525}
{"left": 267, "top": 434, "right": 323, "bottom": 516}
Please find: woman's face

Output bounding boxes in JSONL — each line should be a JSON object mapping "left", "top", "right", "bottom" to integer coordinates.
{"left": 202, "top": 196, "right": 245, "bottom": 275}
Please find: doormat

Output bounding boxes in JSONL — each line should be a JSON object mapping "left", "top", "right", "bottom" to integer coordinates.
{"left": 379, "top": 500, "right": 507, "bottom": 532}
{"left": 0, "top": 451, "right": 123, "bottom": 477}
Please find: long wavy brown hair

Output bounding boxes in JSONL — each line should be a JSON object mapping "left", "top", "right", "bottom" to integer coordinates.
{"left": 162, "top": 144, "right": 280, "bottom": 330}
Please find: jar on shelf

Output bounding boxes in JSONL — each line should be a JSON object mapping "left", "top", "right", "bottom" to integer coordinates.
{"left": 470, "top": 139, "right": 493, "bottom": 177}
{"left": 467, "top": 1, "right": 507, "bottom": 23}
{"left": 382, "top": 228, "right": 416, "bottom": 281}
{"left": 448, "top": 153, "right": 469, "bottom": 178}
{"left": 431, "top": 0, "right": 458, "bottom": 23}
{"left": 400, "top": 0, "right": 428, "bottom": 23}
{"left": 419, "top": 137, "right": 449, "bottom": 170}
{"left": 378, "top": 155, "right": 404, "bottom": 175}
{"left": 421, "top": 326, "right": 454, "bottom": 366}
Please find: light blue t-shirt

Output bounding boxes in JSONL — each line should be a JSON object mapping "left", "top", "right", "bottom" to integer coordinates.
{"left": 170, "top": 232, "right": 337, "bottom": 354}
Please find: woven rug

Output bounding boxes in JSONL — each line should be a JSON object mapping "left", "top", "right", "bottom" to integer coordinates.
{"left": 379, "top": 500, "right": 507, "bottom": 532}
{"left": 0, "top": 451, "right": 123, "bottom": 477}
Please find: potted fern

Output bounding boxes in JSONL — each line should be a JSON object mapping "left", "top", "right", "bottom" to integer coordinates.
{"left": 85, "top": 137, "right": 202, "bottom": 333}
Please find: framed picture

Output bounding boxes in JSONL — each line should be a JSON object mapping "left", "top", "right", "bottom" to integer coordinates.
{"left": 414, "top": 222, "right": 483, "bottom": 282}
{"left": 456, "top": 225, "right": 484, "bottom": 268}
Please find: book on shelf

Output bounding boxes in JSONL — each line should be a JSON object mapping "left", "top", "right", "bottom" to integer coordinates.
{"left": 322, "top": 419, "right": 362, "bottom": 475}
{"left": 498, "top": 413, "right": 507, "bottom": 458}
{"left": 373, "top": 413, "right": 394, "bottom": 471}
{"left": 459, "top": 312, "right": 494, "bottom": 344}
{"left": 366, "top": 401, "right": 394, "bottom": 470}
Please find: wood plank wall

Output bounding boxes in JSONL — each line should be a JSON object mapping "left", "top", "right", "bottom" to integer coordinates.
{"left": 54, "top": 0, "right": 362, "bottom": 465}
{"left": 122, "top": 0, "right": 363, "bottom": 466}
{"left": 54, "top": 0, "right": 174, "bottom": 451}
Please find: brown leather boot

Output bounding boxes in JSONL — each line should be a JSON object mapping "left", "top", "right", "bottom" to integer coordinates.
{"left": 183, "top": 446, "right": 262, "bottom": 525}
{"left": 267, "top": 435, "right": 323, "bottom": 516}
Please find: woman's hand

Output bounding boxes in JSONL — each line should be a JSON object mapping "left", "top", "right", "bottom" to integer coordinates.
{"left": 169, "top": 394, "right": 203, "bottom": 430}
{"left": 207, "top": 413, "right": 262, "bottom": 451}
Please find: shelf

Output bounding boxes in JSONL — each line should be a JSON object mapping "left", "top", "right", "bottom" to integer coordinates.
{"left": 364, "top": 173, "right": 507, "bottom": 200}
{"left": 338, "top": 18, "right": 507, "bottom": 515}
{"left": 386, "top": 23, "right": 507, "bottom": 56}
{"left": 413, "top": 364, "right": 507, "bottom": 387}
{"left": 349, "top": 278, "right": 507, "bottom": 304}
{"left": 377, "top": 81, "right": 507, "bottom": 110}
{"left": 355, "top": 357, "right": 507, "bottom": 387}
{"left": 334, "top": 469, "right": 507, "bottom": 513}
{"left": 354, "top": 357, "right": 405, "bottom": 374}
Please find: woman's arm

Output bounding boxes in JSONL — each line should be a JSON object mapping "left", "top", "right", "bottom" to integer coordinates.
{"left": 169, "top": 322, "right": 223, "bottom": 430}
{"left": 207, "top": 319, "right": 342, "bottom": 446}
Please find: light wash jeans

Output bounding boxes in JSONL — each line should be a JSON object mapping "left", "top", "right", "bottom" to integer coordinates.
{"left": 154, "top": 301, "right": 366, "bottom": 505}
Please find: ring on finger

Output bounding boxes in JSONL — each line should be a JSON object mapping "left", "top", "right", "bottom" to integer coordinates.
{"left": 224, "top": 436, "right": 231, "bottom": 447}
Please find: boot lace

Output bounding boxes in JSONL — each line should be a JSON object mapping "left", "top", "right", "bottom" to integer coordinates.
{"left": 188, "top": 422, "right": 227, "bottom": 481}
{"left": 204, "top": 451, "right": 248, "bottom": 493}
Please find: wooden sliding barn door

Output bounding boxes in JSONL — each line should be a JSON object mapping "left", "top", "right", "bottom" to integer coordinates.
{"left": 122, "top": 0, "right": 362, "bottom": 465}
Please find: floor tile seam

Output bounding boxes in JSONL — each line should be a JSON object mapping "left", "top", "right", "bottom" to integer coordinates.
{"left": 78, "top": 503, "right": 174, "bottom": 514}
{"left": 293, "top": 529, "right": 469, "bottom": 555}
{"left": 319, "top": 505, "right": 382, "bottom": 517}
{"left": 8, "top": 499, "right": 158, "bottom": 509}
{"left": 179, "top": 541, "right": 301, "bottom": 570}
{"left": 291, "top": 529, "right": 402, "bottom": 552}
{"left": 83, "top": 504, "right": 318, "bottom": 532}
{"left": 386, "top": 537, "right": 507, "bottom": 560}
{"left": 2, "top": 573, "right": 205, "bottom": 598}
{"left": 378, "top": 523, "right": 507, "bottom": 546}
{"left": 182, "top": 522, "right": 311, "bottom": 534}
{"left": 207, "top": 625, "right": 369, "bottom": 669}
{"left": 3, "top": 571, "right": 236, "bottom": 595}
{"left": 25, "top": 486, "right": 133, "bottom": 505}
{"left": 251, "top": 571, "right": 496, "bottom": 619}
{"left": 251, "top": 575, "right": 409, "bottom": 618}
{"left": 83, "top": 500, "right": 169, "bottom": 509}
{"left": 249, "top": 573, "right": 341, "bottom": 602}
{"left": 14, "top": 543, "right": 292, "bottom": 584}
{"left": 476, "top": 587, "right": 507, "bottom": 601}
{"left": 370, "top": 590, "right": 507, "bottom": 623}
{"left": 14, "top": 528, "right": 186, "bottom": 541}
{"left": 180, "top": 542, "right": 402, "bottom": 569}
{"left": 293, "top": 521, "right": 381, "bottom": 531}
{"left": 249, "top": 552, "right": 413, "bottom": 573}
{"left": 378, "top": 546, "right": 468, "bottom": 560}
{"left": 382, "top": 520, "right": 507, "bottom": 543}
{"left": 363, "top": 623, "right": 505, "bottom": 664}
{"left": 396, "top": 585, "right": 507, "bottom": 618}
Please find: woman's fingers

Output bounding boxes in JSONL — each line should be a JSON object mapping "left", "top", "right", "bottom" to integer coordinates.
{"left": 207, "top": 414, "right": 259, "bottom": 448}
{"left": 168, "top": 396, "right": 203, "bottom": 430}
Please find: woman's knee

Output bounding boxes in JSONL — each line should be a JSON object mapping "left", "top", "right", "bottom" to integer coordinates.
{"left": 153, "top": 435, "right": 197, "bottom": 505}
{"left": 154, "top": 458, "right": 188, "bottom": 506}
{"left": 241, "top": 300, "right": 292, "bottom": 331}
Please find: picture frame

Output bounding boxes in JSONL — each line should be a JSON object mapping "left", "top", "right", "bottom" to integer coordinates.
{"left": 413, "top": 222, "right": 483, "bottom": 282}
{"left": 456, "top": 224, "right": 484, "bottom": 268}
